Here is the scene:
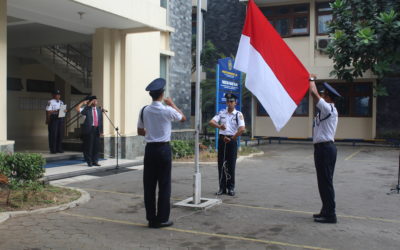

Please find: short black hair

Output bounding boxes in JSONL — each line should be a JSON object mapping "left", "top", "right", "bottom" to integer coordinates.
{"left": 149, "top": 90, "right": 164, "bottom": 100}
{"left": 322, "top": 90, "right": 338, "bottom": 102}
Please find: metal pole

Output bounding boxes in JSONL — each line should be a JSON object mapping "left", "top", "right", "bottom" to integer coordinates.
{"left": 193, "top": 0, "right": 203, "bottom": 205}
{"left": 215, "top": 64, "right": 220, "bottom": 151}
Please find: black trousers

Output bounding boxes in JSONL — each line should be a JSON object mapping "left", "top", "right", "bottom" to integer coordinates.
{"left": 48, "top": 115, "right": 64, "bottom": 153}
{"left": 83, "top": 127, "right": 100, "bottom": 164}
{"left": 314, "top": 142, "right": 337, "bottom": 216}
{"left": 217, "top": 136, "right": 238, "bottom": 191}
{"left": 143, "top": 143, "right": 172, "bottom": 223}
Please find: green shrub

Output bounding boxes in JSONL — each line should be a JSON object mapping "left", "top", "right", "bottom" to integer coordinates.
{"left": 171, "top": 140, "right": 194, "bottom": 159}
{"left": 0, "top": 153, "right": 45, "bottom": 182}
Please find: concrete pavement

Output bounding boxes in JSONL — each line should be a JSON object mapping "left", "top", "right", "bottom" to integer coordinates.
{"left": 1, "top": 144, "right": 399, "bottom": 249}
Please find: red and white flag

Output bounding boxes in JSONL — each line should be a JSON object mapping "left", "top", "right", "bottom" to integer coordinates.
{"left": 234, "top": 0, "right": 309, "bottom": 131}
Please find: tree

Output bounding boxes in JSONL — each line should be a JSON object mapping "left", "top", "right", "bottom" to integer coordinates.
{"left": 327, "top": 0, "right": 400, "bottom": 95}
{"left": 192, "top": 35, "right": 225, "bottom": 75}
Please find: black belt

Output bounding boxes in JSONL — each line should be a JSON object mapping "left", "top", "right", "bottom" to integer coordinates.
{"left": 314, "top": 141, "right": 334, "bottom": 146}
{"left": 147, "top": 142, "right": 170, "bottom": 145}
{"left": 220, "top": 135, "right": 234, "bottom": 138}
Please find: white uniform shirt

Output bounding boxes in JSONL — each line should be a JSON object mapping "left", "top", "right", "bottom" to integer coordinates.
{"left": 212, "top": 109, "right": 245, "bottom": 136}
{"left": 137, "top": 101, "right": 183, "bottom": 142}
{"left": 313, "top": 98, "right": 338, "bottom": 144}
{"left": 46, "top": 99, "right": 63, "bottom": 111}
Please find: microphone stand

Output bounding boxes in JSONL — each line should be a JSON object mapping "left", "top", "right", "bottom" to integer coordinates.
{"left": 102, "top": 109, "right": 122, "bottom": 170}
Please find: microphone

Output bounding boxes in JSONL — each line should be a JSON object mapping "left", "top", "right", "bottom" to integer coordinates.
{"left": 100, "top": 106, "right": 108, "bottom": 112}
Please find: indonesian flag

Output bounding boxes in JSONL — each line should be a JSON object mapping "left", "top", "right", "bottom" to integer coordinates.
{"left": 234, "top": 0, "right": 309, "bottom": 131}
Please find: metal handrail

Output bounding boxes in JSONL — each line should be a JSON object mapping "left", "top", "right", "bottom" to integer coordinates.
{"left": 40, "top": 44, "right": 92, "bottom": 88}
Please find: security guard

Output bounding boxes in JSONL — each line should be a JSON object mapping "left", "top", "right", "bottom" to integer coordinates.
{"left": 209, "top": 93, "right": 245, "bottom": 196}
{"left": 137, "top": 78, "right": 186, "bottom": 228}
{"left": 46, "top": 90, "right": 65, "bottom": 154}
{"left": 309, "top": 74, "right": 341, "bottom": 224}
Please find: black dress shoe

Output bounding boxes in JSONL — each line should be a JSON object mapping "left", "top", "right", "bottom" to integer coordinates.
{"left": 215, "top": 189, "right": 226, "bottom": 195}
{"left": 148, "top": 221, "right": 173, "bottom": 228}
{"left": 227, "top": 189, "right": 235, "bottom": 196}
{"left": 314, "top": 215, "right": 337, "bottom": 224}
{"left": 57, "top": 150, "right": 64, "bottom": 153}
{"left": 148, "top": 221, "right": 160, "bottom": 228}
{"left": 93, "top": 163, "right": 101, "bottom": 166}
{"left": 159, "top": 221, "right": 173, "bottom": 228}
{"left": 313, "top": 213, "right": 323, "bottom": 219}
{"left": 87, "top": 162, "right": 93, "bottom": 167}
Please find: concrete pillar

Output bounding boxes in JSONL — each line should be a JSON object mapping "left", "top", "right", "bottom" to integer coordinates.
{"left": 92, "top": 28, "right": 162, "bottom": 159}
{"left": 92, "top": 28, "right": 128, "bottom": 158}
{"left": 0, "top": 0, "right": 14, "bottom": 153}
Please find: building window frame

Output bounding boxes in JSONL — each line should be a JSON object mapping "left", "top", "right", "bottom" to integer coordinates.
{"left": 260, "top": 4, "right": 310, "bottom": 38}
{"left": 160, "top": 54, "right": 169, "bottom": 95}
{"left": 316, "top": 1, "right": 333, "bottom": 35}
{"left": 316, "top": 81, "right": 373, "bottom": 118}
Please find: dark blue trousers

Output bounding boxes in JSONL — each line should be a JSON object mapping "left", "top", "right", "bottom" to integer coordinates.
{"left": 82, "top": 127, "right": 100, "bottom": 164}
{"left": 143, "top": 143, "right": 172, "bottom": 223}
{"left": 218, "top": 136, "right": 237, "bottom": 191}
{"left": 314, "top": 142, "right": 337, "bottom": 216}
{"left": 48, "top": 115, "right": 64, "bottom": 153}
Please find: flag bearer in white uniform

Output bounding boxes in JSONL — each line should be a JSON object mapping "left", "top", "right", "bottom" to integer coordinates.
{"left": 309, "top": 74, "right": 341, "bottom": 224}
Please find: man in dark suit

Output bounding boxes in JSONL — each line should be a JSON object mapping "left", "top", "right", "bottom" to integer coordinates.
{"left": 75, "top": 96, "right": 103, "bottom": 167}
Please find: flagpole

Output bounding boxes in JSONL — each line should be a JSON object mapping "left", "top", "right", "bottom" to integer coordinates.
{"left": 193, "top": 0, "right": 203, "bottom": 205}
{"left": 174, "top": 0, "right": 221, "bottom": 209}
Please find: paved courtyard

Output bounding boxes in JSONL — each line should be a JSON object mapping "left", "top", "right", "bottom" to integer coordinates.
{"left": 0, "top": 143, "right": 399, "bottom": 250}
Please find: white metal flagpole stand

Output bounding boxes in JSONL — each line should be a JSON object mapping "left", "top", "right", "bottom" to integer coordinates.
{"left": 174, "top": 0, "right": 221, "bottom": 209}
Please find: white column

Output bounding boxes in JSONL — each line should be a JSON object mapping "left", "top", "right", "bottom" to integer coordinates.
{"left": 92, "top": 28, "right": 112, "bottom": 135}
{"left": 0, "top": 0, "right": 7, "bottom": 142}
{"left": 92, "top": 28, "right": 127, "bottom": 136}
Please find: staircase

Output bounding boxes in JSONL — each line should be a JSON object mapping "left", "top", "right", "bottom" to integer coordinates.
{"left": 30, "top": 44, "right": 92, "bottom": 94}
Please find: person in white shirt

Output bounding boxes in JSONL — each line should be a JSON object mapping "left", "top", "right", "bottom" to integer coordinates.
{"left": 137, "top": 78, "right": 186, "bottom": 229}
{"left": 309, "top": 74, "right": 341, "bottom": 224}
{"left": 45, "top": 90, "right": 65, "bottom": 154}
{"left": 209, "top": 93, "right": 245, "bottom": 196}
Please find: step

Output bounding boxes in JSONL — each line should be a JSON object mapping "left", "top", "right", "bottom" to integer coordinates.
{"left": 62, "top": 139, "right": 83, "bottom": 152}
{"left": 43, "top": 151, "right": 83, "bottom": 163}
{"left": 43, "top": 158, "right": 143, "bottom": 181}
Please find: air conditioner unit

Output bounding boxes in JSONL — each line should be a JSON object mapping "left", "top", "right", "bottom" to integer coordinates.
{"left": 316, "top": 38, "right": 332, "bottom": 51}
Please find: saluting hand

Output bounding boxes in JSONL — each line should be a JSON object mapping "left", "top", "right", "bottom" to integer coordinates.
{"left": 164, "top": 97, "right": 175, "bottom": 107}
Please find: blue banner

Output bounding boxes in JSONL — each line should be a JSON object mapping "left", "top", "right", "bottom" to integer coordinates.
{"left": 217, "top": 58, "right": 242, "bottom": 111}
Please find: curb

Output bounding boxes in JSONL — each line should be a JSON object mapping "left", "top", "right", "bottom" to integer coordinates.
{"left": 237, "top": 151, "right": 264, "bottom": 163}
{"left": 44, "top": 160, "right": 143, "bottom": 181}
{"left": 0, "top": 186, "right": 91, "bottom": 224}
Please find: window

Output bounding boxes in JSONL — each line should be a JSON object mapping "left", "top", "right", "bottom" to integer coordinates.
{"left": 257, "top": 93, "right": 309, "bottom": 116}
{"left": 7, "top": 77, "right": 23, "bottom": 91}
{"left": 260, "top": 4, "right": 310, "bottom": 37}
{"left": 160, "top": 55, "right": 168, "bottom": 79}
{"left": 26, "top": 79, "right": 54, "bottom": 93}
{"left": 317, "top": 82, "right": 373, "bottom": 117}
{"left": 316, "top": 2, "right": 333, "bottom": 35}
{"left": 160, "top": 0, "right": 167, "bottom": 9}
